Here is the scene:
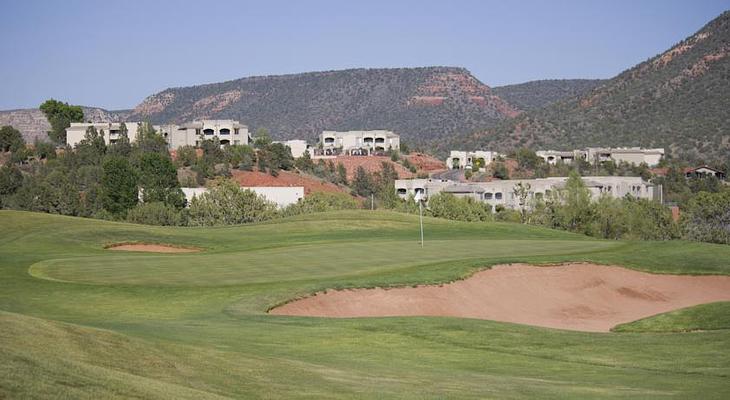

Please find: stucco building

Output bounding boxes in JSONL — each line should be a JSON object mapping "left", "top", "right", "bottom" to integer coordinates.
{"left": 535, "top": 147, "right": 665, "bottom": 167}
{"left": 447, "top": 150, "right": 503, "bottom": 170}
{"left": 395, "top": 176, "right": 659, "bottom": 211}
{"left": 318, "top": 130, "right": 399, "bottom": 155}
{"left": 65, "top": 120, "right": 250, "bottom": 149}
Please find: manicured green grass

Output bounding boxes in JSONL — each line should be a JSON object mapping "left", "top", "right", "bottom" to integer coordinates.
{"left": 614, "top": 302, "right": 730, "bottom": 333}
{"left": 1, "top": 210, "right": 730, "bottom": 399}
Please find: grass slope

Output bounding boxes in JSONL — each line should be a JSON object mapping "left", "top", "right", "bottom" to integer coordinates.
{"left": 1, "top": 210, "right": 730, "bottom": 398}
{"left": 614, "top": 302, "right": 730, "bottom": 333}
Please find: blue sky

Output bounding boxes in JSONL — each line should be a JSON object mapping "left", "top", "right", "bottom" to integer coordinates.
{"left": 1, "top": 0, "right": 728, "bottom": 110}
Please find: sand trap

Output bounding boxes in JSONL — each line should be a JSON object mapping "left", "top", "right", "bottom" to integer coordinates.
{"left": 105, "top": 243, "right": 200, "bottom": 253}
{"left": 270, "top": 263, "right": 730, "bottom": 332}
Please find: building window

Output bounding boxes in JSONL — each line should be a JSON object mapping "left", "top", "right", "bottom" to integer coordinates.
{"left": 220, "top": 128, "right": 230, "bottom": 135}
{"left": 203, "top": 128, "right": 214, "bottom": 135}
{"left": 484, "top": 193, "right": 493, "bottom": 200}
{"left": 495, "top": 192, "right": 503, "bottom": 200}
{"left": 234, "top": 128, "right": 239, "bottom": 135}
{"left": 195, "top": 128, "right": 201, "bottom": 135}
{"left": 397, "top": 188, "right": 407, "bottom": 195}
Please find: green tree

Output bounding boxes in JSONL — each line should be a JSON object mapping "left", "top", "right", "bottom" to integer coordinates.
{"left": 336, "top": 163, "right": 348, "bottom": 185}
{"left": 136, "top": 152, "right": 185, "bottom": 208}
{"left": 427, "top": 192, "right": 491, "bottom": 222}
{"left": 0, "top": 126, "right": 25, "bottom": 152}
{"left": 491, "top": 161, "right": 509, "bottom": 179}
{"left": 107, "top": 122, "right": 132, "bottom": 157}
{"left": 101, "top": 156, "right": 138, "bottom": 215}
{"left": 133, "top": 122, "right": 168, "bottom": 154}
{"left": 253, "top": 128, "right": 272, "bottom": 148}
{"left": 683, "top": 191, "right": 730, "bottom": 244}
{"left": 552, "top": 171, "right": 594, "bottom": 233}
{"left": 39, "top": 99, "right": 84, "bottom": 144}
{"left": 512, "top": 182, "right": 531, "bottom": 223}
{"left": 33, "top": 139, "right": 56, "bottom": 160}
{"left": 294, "top": 151, "right": 315, "bottom": 172}
{"left": 75, "top": 126, "right": 106, "bottom": 165}
{"left": 352, "top": 166, "right": 375, "bottom": 197}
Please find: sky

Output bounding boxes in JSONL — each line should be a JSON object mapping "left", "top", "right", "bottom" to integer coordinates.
{"left": 1, "top": 0, "right": 728, "bottom": 110}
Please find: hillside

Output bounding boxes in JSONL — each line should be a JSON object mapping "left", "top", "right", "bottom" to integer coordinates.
{"left": 128, "top": 67, "right": 520, "bottom": 145}
{"left": 0, "top": 107, "right": 131, "bottom": 143}
{"left": 492, "top": 79, "right": 605, "bottom": 111}
{"left": 456, "top": 11, "right": 730, "bottom": 161}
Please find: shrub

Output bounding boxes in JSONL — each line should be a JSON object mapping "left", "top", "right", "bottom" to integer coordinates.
{"left": 426, "top": 193, "right": 492, "bottom": 222}
{"left": 283, "top": 192, "right": 358, "bottom": 216}
{"left": 187, "top": 179, "right": 277, "bottom": 226}
{"left": 126, "top": 202, "right": 186, "bottom": 226}
{"left": 683, "top": 191, "right": 730, "bottom": 244}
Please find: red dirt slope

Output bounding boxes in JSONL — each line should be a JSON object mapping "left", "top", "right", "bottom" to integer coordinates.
{"left": 326, "top": 156, "right": 415, "bottom": 180}
{"left": 230, "top": 170, "right": 347, "bottom": 195}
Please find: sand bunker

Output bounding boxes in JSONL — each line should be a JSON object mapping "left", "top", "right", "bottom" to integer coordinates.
{"left": 105, "top": 243, "right": 200, "bottom": 253}
{"left": 270, "top": 263, "right": 730, "bottom": 332}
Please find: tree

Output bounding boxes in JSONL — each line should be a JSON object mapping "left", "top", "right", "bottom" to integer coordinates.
{"left": 133, "top": 122, "right": 168, "bottom": 154}
{"left": 552, "top": 171, "right": 594, "bottom": 233}
{"left": 136, "top": 152, "right": 185, "bottom": 208}
{"left": 188, "top": 179, "right": 277, "bottom": 226}
{"left": 101, "top": 156, "right": 138, "bottom": 215}
{"left": 375, "top": 162, "right": 400, "bottom": 208}
{"left": 491, "top": 161, "right": 509, "bottom": 179}
{"left": 427, "top": 192, "right": 491, "bottom": 222}
{"left": 295, "top": 151, "right": 315, "bottom": 172}
{"left": 0, "top": 164, "right": 23, "bottom": 200}
{"left": 336, "top": 163, "right": 348, "bottom": 185}
{"left": 253, "top": 127, "right": 272, "bottom": 148}
{"left": 39, "top": 99, "right": 84, "bottom": 144}
{"left": 683, "top": 191, "right": 730, "bottom": 244}
{"left": 512, "top": 182, "right": 531, "bottom": 223}
{"left": 75, "top": 126, "right": 106, "bottom": 165}
{"left": 107, "top": 122, "right": 132, "bottom": 157}
{"left": 268, "top": 142, "right": 294, "bottom": 171}
{"left": 352, "top": 166, "right": 375, "bottom": 197}
{"left": 0, "top": 126, "right": 25, "bottom": 152}
{"left": 33, "top": 139, "right": 56, "bottom": 160}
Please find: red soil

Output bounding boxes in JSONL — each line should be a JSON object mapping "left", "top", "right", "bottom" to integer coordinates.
{"left": 270, "top": 263, "right": 730, "bottom": 332}
{"left": 106, "top": 244, "right": 199, "bottom": 253}
{"left": 230, "top": 169, "right": 347, "bottom": 195}
{"left": 329, "top": 156, "right": 415, "bottom": 180}
{"left": 405, "top": 152, "right": 446, "bottom": 171}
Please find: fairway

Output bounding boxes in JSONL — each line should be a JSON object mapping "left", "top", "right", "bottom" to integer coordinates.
{"left": 2, "top": 210, "right": 730, "bottom": 398}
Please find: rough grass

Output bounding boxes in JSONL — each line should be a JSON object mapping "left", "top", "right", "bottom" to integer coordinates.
{"left": 614, "top": 302, "right": 730, "bottom": 333}
{"left": 2, "top": 210, "right": 730, "bottom": 399}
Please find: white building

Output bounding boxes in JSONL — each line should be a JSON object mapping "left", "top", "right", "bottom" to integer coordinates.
{"left": 536, "top": 150, "right": 584, "bottom": 165}
{"left": 181, "top": 186, "right": 304, "bottom": 208}
{"left": 319, "top": 130, "right": 399, "bottom": 155}
{"left": 274, "top": 139, "right": 311, "bottom": 158}
{"left": 535, "top": 147, "right": 665, "bottom": 167}
{"left": 448, "top": 150, "right": 503, "bottom": 170}
{"left": 65, "top": 120, "right": 250, "bottom": 149}
{"left": 585, "top": 147, "right": 664, "bottom": 167}
{"left": 395, "top": 176, "right": 658, "bottom": 211}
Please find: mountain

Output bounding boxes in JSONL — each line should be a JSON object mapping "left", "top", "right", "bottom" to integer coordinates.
{"left": 492, "top": 79, "right": 605, "bottom": 111}
{"left": 454, "top": 11, "right": 730, "bottom": 161}
{"left": 0, "top": 107, "right": 131, "bottom": 144}
{"left": 128, "top": 66, "right": 519, "bottom": 145}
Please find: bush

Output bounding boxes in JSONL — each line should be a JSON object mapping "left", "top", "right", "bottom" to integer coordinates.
{"left": 426, "top": 193, "right": 492, "bottom": 222}
{"left": 283, "top": 192, "right": 358, "bottom": 216}
{"left": 187, "top": 179, "right": 277, "bottom": 226}
{"left": 126, "top": 202, "right": 186, "bottom": 226}
{"left": 683, "top": 191, "right": 730, "bottom": 244}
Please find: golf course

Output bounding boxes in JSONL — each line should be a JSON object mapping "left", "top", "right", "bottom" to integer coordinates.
{"left": 2, "top": 209, "right": 730, "bottom": 398}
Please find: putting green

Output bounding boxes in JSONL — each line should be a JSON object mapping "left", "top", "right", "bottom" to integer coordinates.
{"left": 29, "top": 239, "right": 619, "bottom": 286}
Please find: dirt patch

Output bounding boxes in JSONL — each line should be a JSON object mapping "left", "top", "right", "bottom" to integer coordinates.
{"left": 270, "top": 263, "right": 730, "bottom": 332}
{"left": 105, "top": 243, "right": 200, "bottom": 253}
{"left": 230, "top": 170, "right": 347, "bottom": 196}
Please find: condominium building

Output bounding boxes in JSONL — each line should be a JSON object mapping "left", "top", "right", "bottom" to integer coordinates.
{"left": 395, "top": 176, "right": 659, "bottom": 211}
{"left": 318, "top": 130, "right": 399, "bottom": 155}
{"left": 65, "top": 119, "right": 250, "bottom": 149}
{"left": 535, "top": 147, "right": 665, "bottom": 167}
{"left": 447, "top": 150, "right": 503, "bottom": 170}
